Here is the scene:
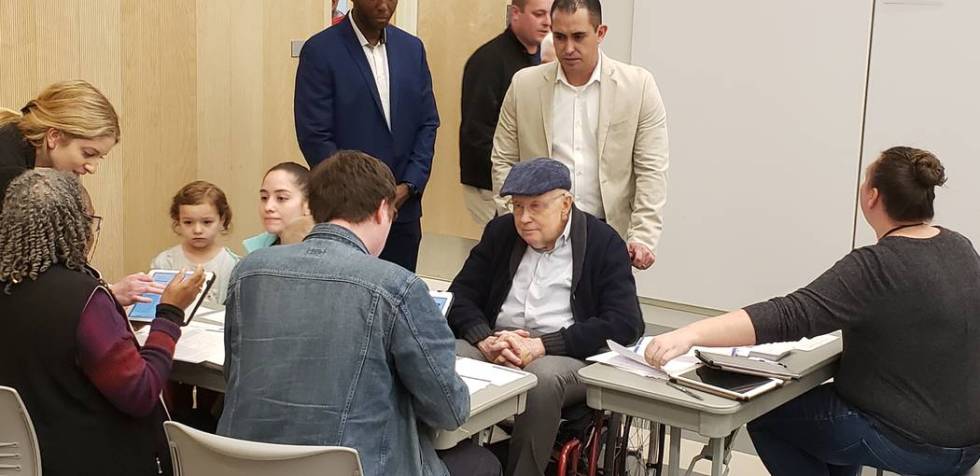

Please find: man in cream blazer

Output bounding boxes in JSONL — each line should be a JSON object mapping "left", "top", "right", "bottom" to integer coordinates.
{"left": 491, "top": 0, "right": 668, "bottom": 269}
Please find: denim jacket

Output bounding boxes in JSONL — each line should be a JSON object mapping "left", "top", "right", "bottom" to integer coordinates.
{"left": 217, "top": 223, "right": 469, "bottom": 476}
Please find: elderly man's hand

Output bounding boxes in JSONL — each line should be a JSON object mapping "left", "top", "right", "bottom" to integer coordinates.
{"left": 627, "top": 242, "right": 655, "bottom": 270}
{"left": 494, "top": 330, "right": 545, "bottom": 368}
{"left": 476, "top": 336, "right": 511, "bottom": 363}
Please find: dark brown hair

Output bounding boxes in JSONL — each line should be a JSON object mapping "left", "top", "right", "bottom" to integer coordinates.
{"left": 264, "top": 162, "right": 310, "bottom": 199}
{"left": 870, "top": 146, "right": 947, "bottom": 222}
{"left": 552, "top": 0, "right": 602, "bottom": 27}
{"left": 169, "top": 180, "right": 233, "bottom": 231}
{"left": 309, "top": 150, "right": 396, "bottom": 224}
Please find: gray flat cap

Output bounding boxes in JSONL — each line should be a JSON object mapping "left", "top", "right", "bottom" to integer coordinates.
{"left": 500, "top": 158, "right": 572, "bottom": 197}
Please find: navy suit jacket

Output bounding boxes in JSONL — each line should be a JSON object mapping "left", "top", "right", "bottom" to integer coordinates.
{"left": 294, "top": 17, "right": 439, "bottom": 222}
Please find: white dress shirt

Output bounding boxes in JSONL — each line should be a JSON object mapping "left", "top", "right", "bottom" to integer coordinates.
{"left": 351, "top": 13, "right": 391, "bottom": 129}
{"left": 551, "top": 55, "right": 603, "bottom": 218}
{"left": 496, "top": 217, "right": 575, "bottom": 334}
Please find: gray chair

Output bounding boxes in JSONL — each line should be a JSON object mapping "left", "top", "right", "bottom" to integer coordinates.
{"left": 163, "top": 421, "right": 362, "bottom": 476}
{"left": 0, "top": 386, "right": 41, "bottom": 476}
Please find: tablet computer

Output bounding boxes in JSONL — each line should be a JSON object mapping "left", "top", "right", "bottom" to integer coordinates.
{"left": 670, "top": 365, "right": 782, "bottom": 401}
{"left": 695, "top": 350, "right": 801, "bottom": 380}
{"left": 127, "top": 269, "right": 216, "bottom": 325}
{"left": 430, "top": 291, "right": 454, "bottom": 317}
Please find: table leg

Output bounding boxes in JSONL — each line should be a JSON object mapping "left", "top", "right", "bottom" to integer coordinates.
{"left": 605, "top": 413, "right": 622, "bottom": 475}
{"left": 646, "top": 422, "right": 661, "bottom": 476}
{"left": 710, "top": 437, "right": 724, "bottom": 476}
{"left": 667, "top": 426, "right": 681, "bottom": 476}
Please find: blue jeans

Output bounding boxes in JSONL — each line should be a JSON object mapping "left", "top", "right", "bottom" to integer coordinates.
{"left": 748, "top": 384, "right": 980, "bottom": 476}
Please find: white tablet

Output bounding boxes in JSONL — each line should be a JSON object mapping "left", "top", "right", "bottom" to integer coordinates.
{"left": 670, "top": 365, "right": 782, "bottom": 401}
{"left": 430, "top": 290, "right": 454, "bottom": 317}
{"left": 127, "top": 269, "right": 216, "bottom": 324}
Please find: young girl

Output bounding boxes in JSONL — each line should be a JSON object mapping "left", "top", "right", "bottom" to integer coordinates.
{"left": 242, "top": 162, "right": 312, "bottom": 253}
{"left": 151, "top": 180, "right": 239, "bottom": 308}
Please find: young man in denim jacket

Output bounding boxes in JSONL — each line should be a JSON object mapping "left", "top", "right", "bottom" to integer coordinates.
{"left": 218, "top": 151, "right": 500, "bottom": 476}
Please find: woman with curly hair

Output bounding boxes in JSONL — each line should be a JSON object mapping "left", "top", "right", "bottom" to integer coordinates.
{"left": 0, "top": 169, "right": 206, "bottom": 476}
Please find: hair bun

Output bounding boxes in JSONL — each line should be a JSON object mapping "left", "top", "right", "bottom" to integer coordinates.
{"left": 913, "top": 154, "right": 947, "bottom": 188}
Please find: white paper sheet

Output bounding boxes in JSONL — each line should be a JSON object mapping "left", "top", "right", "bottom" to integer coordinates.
{"left": 172, "top": 322, "right": 224, "bottom": 365}
{"left": 590, "top": 337, "right": 701, "bottom": 379}
{"left": 461, "top": 376, "right": 491, "bottom": 394}
{"left": 135, "top": 322, "right": 223, "bottom": 365}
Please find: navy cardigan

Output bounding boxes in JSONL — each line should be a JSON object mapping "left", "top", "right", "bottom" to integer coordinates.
{"left": 447, "top": 207, "right": 644, "bottom": 359}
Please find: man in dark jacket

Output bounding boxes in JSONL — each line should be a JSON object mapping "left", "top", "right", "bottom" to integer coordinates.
{"left": 459, "top": 0, "right": 553, "bottom": 225}
{"left": 448, "top": 158, "right": 644, "bottom": 476}
{"left": 294, "top": 0, "right": 439, "bottom": 272}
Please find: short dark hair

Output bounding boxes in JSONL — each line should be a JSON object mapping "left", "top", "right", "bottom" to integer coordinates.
{"left": 264, "top": 162, "right": 310, "bottom": 199}
{"left": 512, "top": 0, "right": 528, "bottom": 9}
{"left": 870, "top": 146, "right": 947, "bottom": 222}
{"left": 309, "top": 150, "right": 396, "bottom": 224}
{"left": 551, "top": 0, "right": 602, "bottom": 27}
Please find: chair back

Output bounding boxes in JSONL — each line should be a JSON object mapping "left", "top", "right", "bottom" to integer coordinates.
{"left": 163, "top": 421, "right": 362, "bottom": 476}
{"left": 0, "top": 386, "right": 41, "bottom": 476}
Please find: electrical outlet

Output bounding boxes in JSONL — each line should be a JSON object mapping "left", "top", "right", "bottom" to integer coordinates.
{"left": 290, "top": 40, "right": 305, "bottom": 58}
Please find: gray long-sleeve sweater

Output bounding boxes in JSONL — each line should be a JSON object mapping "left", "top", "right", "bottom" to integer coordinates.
{"left": 746, "top": 227, "right": 980, "bottom": 447}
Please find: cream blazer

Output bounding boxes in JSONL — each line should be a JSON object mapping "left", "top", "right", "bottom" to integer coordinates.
{"left": 490, "top": 53, "right": 669, "bottom": 250}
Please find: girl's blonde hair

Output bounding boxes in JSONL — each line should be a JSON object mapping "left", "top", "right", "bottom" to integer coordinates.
{"left": 0, "top": 80, "right": 120, "bottom": 146}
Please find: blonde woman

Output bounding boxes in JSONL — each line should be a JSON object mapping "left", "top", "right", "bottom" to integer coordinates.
{"left": 0, "top": 80, "right": 168, "bottom": 307}
{"left": 0, "top": 80, "right": 119, "bottom": 190}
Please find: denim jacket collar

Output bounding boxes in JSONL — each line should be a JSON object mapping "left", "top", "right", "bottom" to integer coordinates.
{"left": 305, "top": 223, "right": 369, "bottom": 255}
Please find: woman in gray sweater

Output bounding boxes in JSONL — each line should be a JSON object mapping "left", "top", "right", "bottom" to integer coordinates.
{"left": 644, "top": 146, "right": 980, "bottom": 476}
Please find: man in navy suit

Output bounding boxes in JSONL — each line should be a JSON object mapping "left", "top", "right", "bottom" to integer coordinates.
{"left": 295, "top": 0, "right": 438, "bottom": 272}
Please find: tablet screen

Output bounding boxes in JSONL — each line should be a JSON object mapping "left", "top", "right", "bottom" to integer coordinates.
{"left": 128, "top": 270, "right": 215, "bottom": 323}
{"left": 678, "top": 366, "right": 774, "bottom": 394}
{"left": 429, "top": 291, "right": 453, "bottom": 317}
{"left": 128, "top": 271, "right": 179, "bottom": 321}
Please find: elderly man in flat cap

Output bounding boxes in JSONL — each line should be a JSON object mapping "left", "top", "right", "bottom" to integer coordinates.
{"left": 447, "top": 157, "right": 644, "bottom": 476}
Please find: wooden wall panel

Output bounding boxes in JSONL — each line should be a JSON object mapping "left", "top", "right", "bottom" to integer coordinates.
{"left": 0, "top": 0, "right": 125, "bottom": 280}
{"left": 417, "top": 0, "right": 509, "bottom": 240}
{"left": 121, "top": 0, "right": 197, "bottom": 273}
{"left": 78, "top": 0, "right": 125, "bottom": 282}
{"left": 2, "top": 1, "right": 320, "bottom": 280}
{"left": 193, "top": 0, "right": 323, "bottom": 256}
{"left": 195, "top": 0, "right": 263, "bottom": 255}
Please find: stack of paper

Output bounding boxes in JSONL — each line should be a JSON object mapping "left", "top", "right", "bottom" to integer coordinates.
{"left": 194, "top": 308, "right": 225, "bottom": 326}
{"left": 700, "top": 333, "right": 840, "bottom": 360}
{"left": 587, "top": 337, "right": 700, "bottom": 379}
{"left": 133, "top": 321, "right": 224, "bottom": 366}
{"left": 455, "top": 358, "right": 527, "bottom": 395}
{"left": 586, "top": 333, "right": 840, "bottom": 380}
{"left": 172, "top": 322, "right": 224, "bottom": 365}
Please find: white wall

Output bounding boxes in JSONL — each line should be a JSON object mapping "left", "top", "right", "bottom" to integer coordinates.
{"left": 629, "top": 1, "right": 874, "bottom": 310}
{"left": 626, "top": 0, "right": 980, "bottom": 311}
{"left": 600, "top": 0, "right": 634, "bottom": 62}
{"left": 856, "top": 0, "right": 980, "bottom": 247}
